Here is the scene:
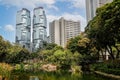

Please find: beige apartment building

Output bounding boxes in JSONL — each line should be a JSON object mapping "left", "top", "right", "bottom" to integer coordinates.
{"left": 86, "top": 0, "right": 113, "bottom": 23}
{"left": 49, "top": 17, "right": 81, "bottom": 47}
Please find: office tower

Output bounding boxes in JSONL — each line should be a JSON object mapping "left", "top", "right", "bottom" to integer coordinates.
{"left": 49, "top": 17, "right": 80, "bottom": 47}
{"left": 33, "top": 7, "right": 47, "bottom": 51}
{"left": 86, "top": 0, "right": 113, "bottom": 23}
{"left": 16, "top": 8, "right": 31, "bottom": 51}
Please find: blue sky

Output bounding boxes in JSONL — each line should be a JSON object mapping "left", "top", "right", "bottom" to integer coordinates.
{"left": 0, "top": 0, "right": 87, "bottom": 42}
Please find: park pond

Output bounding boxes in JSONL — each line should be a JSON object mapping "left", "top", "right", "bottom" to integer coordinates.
{"left": 9, "top": 71, "right": 113, "bottom": 80}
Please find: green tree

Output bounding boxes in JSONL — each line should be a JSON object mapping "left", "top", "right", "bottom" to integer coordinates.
{"left": 66, "top": 33, "right": 98, "bottom": 65}
{"left": 86, "top": 0, "right": 120, "bottom": 59}
{"left": 0, "top": 36, "right": 12, "bottom": 62}
{"left": 48, "top": 49, "right": 73, "bottom": 69}
{"left": 66, "top": 34, "right": 82, "bottom": 53}
{"left": 7, "top": 48, "right": 30, "bottom": 63}
{"left": 45, "top": 43, "right": 57, "bottom": 50}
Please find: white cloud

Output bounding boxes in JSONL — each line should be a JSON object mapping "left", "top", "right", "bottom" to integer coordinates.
{"left": 57, "top": 0, "right": 85, "bottom": 9}
{"left": 71, "top": 0, "right": 85, "bottom": 9}
{"left": 47, "top": 5, "right": 59, "bottom": 11}
{"left": 1, "top": 0, "right": 56, "bottom": 8}
{"left": 1, "top": 0, "right": 85, "bottom": 10}
{"left": 47, "top": 15, "right": 59, "bottom": 22}
{"left": 4, "top": 25, "right": 15, "bottom": 32}
{"left": 47, "top": 13, "right": 87, "bottom": 31}
{"left": 41, "top": 0, "right": 55, "bottom": 4}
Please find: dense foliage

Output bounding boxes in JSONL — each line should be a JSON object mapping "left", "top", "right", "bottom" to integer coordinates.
{"left": 92, "top": 60, "right": 120, "bottom": 75}
{"left": 0, "top": 35, "right": 30, "bottom": 63}
{"left": 0, "top": 63, "right": 13, "bottom": 79}
{"left": 66, "top": 33, "right": 98, "bottom": 65}
{"left": 86, "top": 0, "right": 120, "bottom": 59}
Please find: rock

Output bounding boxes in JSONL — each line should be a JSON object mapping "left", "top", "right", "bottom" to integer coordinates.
{"left": 42, "top": 64, "right": 57, "bottom": 72}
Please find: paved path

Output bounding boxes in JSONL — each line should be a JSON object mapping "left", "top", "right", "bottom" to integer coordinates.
{"left": 94, "top": 71, "right": 120, "bottom": 79}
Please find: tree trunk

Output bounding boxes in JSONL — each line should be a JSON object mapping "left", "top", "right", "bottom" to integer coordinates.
{"left": 115, "top": 46, "right": 120, "bottom": 59}
{"left": 105, "top": 49, "right": 107, "bottom": 60}
{"left": 2, "top": 77, "right": 5, "bottom": 80}
{"left": 97, "top": 50, "right": 100, "bottom": 60}
{"left": 101, "top": 49, "right": 104, "bottom": 60}
{"left": 107, "top": 46, "right": 115, "bottom": 60}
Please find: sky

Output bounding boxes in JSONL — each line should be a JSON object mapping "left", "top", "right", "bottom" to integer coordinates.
{"left": 0, "top": 0, "right": 87, "bottom": 42}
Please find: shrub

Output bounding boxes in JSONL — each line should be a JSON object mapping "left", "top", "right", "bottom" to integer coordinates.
{"left": 0, "top": 63, "right": 13, "bottom": 79}
{"left": 92, "top": 60, "right": 120, "bottom": 75}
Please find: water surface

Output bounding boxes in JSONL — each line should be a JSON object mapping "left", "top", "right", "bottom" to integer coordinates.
{"left": 10, "top": 71, "right": 112, "bottom": 80}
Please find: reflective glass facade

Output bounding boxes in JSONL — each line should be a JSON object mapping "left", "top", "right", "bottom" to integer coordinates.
{"left": 16, "top": 8, "right": 31, "bottom": 51}
{"left": 33, "top": 7, "right": 47, "bottom": 51}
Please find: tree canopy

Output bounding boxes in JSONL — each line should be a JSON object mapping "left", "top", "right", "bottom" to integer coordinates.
{"left": 0, "top": 35, "right": 30, "bottom": 63}
{"left": 86, "top": 0, "right": 120, "bottom": 59}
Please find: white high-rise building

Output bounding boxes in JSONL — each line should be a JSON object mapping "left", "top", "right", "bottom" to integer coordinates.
{"left": 16, "top": 8, "right": 31, "bottom": 51}
{"left": 33, "top": 7, "right": 47, "bottom": 51}
{"left": 49, "top": 17, "right": 80, "bottom": 47}
{"left": 86, "top": 0, "right": 113, "bottom": 23}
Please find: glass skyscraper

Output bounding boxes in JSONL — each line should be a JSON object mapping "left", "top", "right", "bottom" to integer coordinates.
{"left": 33, "top": 7, "right": 47, "bottom": 51}
{"left": 16, "top": 8, "right": 31, "bottom": 51}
